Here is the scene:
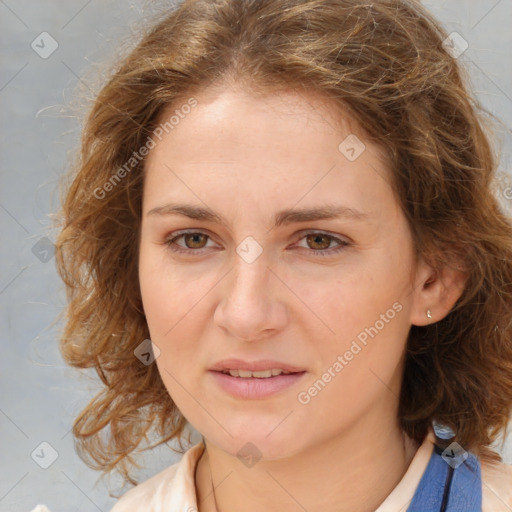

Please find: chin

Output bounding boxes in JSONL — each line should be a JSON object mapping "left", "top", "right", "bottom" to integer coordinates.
{"left": 205, "top": 421, "right": 309, "bottom": 462}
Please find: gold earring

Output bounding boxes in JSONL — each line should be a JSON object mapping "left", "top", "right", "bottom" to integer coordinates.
{"left": 426, "top": 309, "right": 432, "bottom": 324}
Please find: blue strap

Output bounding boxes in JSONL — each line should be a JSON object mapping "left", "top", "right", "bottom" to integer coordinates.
{"left": 407, "top": 444, "right": 482, "bottom": 511}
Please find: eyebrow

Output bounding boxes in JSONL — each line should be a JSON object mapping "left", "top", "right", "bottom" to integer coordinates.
{"left": 147, "top": 202, "right": 369, "bottom": 228}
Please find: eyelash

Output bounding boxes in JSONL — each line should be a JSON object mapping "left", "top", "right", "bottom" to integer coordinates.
{"left": 163, "top": 230, "right": 351, "bottom": 257}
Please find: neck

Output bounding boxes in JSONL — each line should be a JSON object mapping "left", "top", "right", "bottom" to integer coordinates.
{"left": 195, "top": 415, "right": 420, "bottom": 512}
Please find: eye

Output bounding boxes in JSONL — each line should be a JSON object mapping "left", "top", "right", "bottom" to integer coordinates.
{"left": 164, "top": 230, "right": 217, "bottom": 254}
{"left": 163, "top": 230, "right": 351, "bottom": 257}
{"left": 294, "top": 230, "right": 351, "bottom": 256}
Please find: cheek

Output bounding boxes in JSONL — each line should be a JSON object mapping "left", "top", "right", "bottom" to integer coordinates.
{"left": 139, "top": 260, "right": 203, "bottom": 406}
{"left": 292, "top": 263, "right": 406, "bottom": 340}
{"left": 289, "top": 251, "right": 412, "bottom": 385}
{"left": 139, "top": 244, "right": 196, "bottom": 333}
{"left": 138, "top": 246, "right": 209, "bottom": 371}
{"left": 138, "top": 259, "right": 168, "bottom": 334}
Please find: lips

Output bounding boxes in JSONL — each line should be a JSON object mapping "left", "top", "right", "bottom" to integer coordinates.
{"left": 209, "top": 368, "right": 307, "bottom": 399}
{"left": 209, "top": 358, "right": 306, "bottom": 373}
{"left": 208, "top": 358, "right": 307, "bottom": 399}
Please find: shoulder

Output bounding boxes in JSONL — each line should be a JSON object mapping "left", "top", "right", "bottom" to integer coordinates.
{"left": 110, "top": 463, "right": 180, "bottom": 511}
{"left": 110, "top": 442, "right": 205, "bottom": 512}
{"left": 481, "top": 459, "right": 512, "bottom": 512}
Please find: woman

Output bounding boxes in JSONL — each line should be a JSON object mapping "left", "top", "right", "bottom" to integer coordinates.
{"left": 50, "top": 0, "right": 512, "bottom": 510}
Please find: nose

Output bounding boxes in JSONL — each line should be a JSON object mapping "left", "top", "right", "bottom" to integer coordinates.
{"left": 213, "top": 254, "right": 289, "bottom": 342}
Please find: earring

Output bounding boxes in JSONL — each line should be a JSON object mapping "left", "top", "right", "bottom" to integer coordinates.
{"left": 426, "top": 309, "right": 432, "bottom": 324}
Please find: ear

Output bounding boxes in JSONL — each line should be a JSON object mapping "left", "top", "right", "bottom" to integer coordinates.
{"left": 409, "top": 256, "right": 468, "bottom": 326}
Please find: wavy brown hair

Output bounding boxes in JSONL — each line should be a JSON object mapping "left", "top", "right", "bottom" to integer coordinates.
{"left": 55, "top": 0, "right": 512, "bottom": 486}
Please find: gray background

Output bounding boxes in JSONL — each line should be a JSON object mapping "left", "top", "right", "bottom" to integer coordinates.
{"left": 1, "top": 1, "right": 512, "bottom": 511}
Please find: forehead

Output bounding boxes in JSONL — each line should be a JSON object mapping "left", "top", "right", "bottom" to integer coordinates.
{"left": 154, "top": 85, "right": 366, "bottom": 148}
{"left": 142, "top": 86, "right": 397, "bottom": 223}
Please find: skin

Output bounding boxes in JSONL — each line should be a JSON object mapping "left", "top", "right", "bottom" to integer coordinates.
{"left": 138, "top": 84, "right": 467, "bottom": 512}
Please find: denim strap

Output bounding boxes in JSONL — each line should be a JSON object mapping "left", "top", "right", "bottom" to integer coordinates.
{"left": 407, "top": 444, "right": 482, "bottom": 511}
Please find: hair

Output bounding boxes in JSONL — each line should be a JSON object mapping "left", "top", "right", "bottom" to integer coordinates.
{"left": 55, "top": 0, "right": 512, "bottom": 487}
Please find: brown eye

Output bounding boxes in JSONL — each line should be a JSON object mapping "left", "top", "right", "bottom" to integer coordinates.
{"left": 305, "top": 233, "right": 332, "bottom": 250}
{"left": 164, "top": 231, "right": 215, "bottom": 254}
{"left": 295, "top": 231, "right": 351, "bottom": 257}
{"left": 182, "top": 233, "right": 209, "bottom": 249}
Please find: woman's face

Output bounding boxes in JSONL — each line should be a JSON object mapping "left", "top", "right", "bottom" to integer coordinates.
{"left": 139, "top": 86, "right": 425, "bottom": 459}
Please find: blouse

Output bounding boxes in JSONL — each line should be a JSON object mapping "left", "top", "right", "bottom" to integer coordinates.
{"left": 30, "top": 429, "right": 512, "bottom": 511}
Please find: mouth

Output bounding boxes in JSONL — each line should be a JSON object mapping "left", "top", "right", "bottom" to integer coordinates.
{"left": 218, "top": 368, "right": 299, "bottom": 378}
{"left": 209, "top": 360, "right": 307, "bottom": 399}
{"left": 209, "top": 358, "right": 306, "bottom": 374}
